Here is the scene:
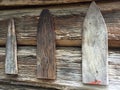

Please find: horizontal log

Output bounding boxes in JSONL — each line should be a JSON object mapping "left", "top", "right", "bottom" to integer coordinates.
{"left": 0, "top": 84, "right": 55, "bottom": 90}
{"left": 0, "top": 0, "right": 119, "bottom": 7}
{"left": 0, "top": 0, "right": 105, "bottom": 6}
{"left": 0, "top": 47, "right": 119, "bottom": 89}
{"left": 0, "top": 1, "right": 120, "bottom": 47}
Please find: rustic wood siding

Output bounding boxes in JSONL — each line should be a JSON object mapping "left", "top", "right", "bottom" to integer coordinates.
{"left": 0, "top": 1, "right": 119, "bottom": 47}
{"left": 0, "top": 47, "right": 120, "bottom": 89}
{"left": 0, "top": 0, "right": 119, "bottom": 90}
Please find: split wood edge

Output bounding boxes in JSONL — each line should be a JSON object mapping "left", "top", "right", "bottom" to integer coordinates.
{"left": 5, "top": 19, "right": 18, "bottom": 75}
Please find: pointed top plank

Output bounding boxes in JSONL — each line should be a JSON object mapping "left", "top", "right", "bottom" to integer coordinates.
{"left": 82, "top": 1, "right": 108, "bottom": 85}
{"left": 37, "top": 9, "right": 56, "bottom": 79}
{"left": 5, "top": 19, "right": 18, "bottom": 75}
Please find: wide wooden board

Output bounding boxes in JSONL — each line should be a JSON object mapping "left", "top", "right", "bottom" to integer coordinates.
{"left": 5, "top": 19, "right": 18, "bottom": 75}
{"left": 37, "top": 9, "right": 56, "bottom": 79}
{"left": 82, "top": 1, "right": 108, "bottom": 85}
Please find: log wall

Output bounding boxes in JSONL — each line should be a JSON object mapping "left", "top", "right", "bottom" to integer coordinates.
{"left": 0, "top": 1, "right": 120, "bottom": 47}
{"left": 0, "top": 47, "right": 120, "bottom": 90}
{"left": 0, "top": 0, "right": 120, "bottom": 90}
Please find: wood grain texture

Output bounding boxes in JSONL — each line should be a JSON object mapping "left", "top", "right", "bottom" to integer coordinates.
{"left": 0, "top": 47, "right": 119, "bottom": 89}
{"left": 5, "top": 19, "right": 18, "bottom": 75}
{"left": 37, "top": 9, "right": 56, "bottom": 79}
{"left": 0, "top": 84, "right": 57, "bottom": 90}
{"left": 0, "top": 0, "right": 92, "bottom": 6}
{"left": 0, "top": 1, "right": 119, "bottom": 47}
{"left": 82, "top": 1, "right": 108, "bottom": 85}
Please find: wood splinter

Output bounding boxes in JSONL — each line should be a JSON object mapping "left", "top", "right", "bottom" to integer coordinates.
{"left": 37, "top": 9, "right": 56, "bottom": 79}
{"left": 5, "top": 19, "right": 18, "bottom": 75}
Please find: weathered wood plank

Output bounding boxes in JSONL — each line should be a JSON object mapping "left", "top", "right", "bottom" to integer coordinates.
{"left": 37, "top": 9, "right": 56, "bottom": 79}
{"left": 5, "top": 19, "right": 18, "bottom": 75}
{"left": 82, "top": 1, "right": 108, "bottom": 85}
{"left": 0, "top": 47, "right": 120, "bottom": 89}
{"left": 0, "top": 1, "right": 119, "bottom": 47}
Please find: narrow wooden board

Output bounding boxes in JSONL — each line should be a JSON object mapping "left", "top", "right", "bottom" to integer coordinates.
{"left": 5, "top": 19, "right": 18, "bottom": 75}
{"left": 37, "top": 9, "right": 56, "bottom": 79}
{"left": 82, "top": 1, "right": 108, "bottom": 85}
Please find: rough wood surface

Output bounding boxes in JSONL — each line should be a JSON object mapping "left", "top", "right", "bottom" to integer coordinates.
{"left": 0, "top": 1, "right": 119, "bottom": 90}
{"left": 0, "top": 1, "right": 119, "bottom": 47}
{"left": 82, "top": 2, "right": 108, "bottom": 85}
{"left": 0, "top": 84, "right": 57, "bottom": 90}
{"left": 0, "top": 0, "right": 93, "bottom": 6}
{"left": 37, "top": 9, "right": 56, "bottom": 79}
{"left": 5, "top": 19, "right": 18, "bottom": 75}
{"left": 0, "top": 46, "right": 120, "bottom": 90}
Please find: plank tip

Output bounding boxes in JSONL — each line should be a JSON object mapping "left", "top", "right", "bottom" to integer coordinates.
{"left": 90, "top": 1, "right": 99, "bottom": 10}
{"left": 40, "top": 9, "right": 50, "bottom": 17}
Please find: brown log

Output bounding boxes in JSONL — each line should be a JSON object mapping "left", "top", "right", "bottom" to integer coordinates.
{"left": 37, "top": 9, "right": 56, "bottom": 79}
{"left": 0, "top": 1, "right": 119, "bottom": 47}
{"left": 0, "top": 47, "right": 119, "bottom": 89}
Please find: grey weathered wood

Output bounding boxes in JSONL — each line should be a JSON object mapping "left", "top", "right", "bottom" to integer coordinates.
{"left": 5, "top": 19, "right": 18, "bottom": 75}
{"left": 37, "top": 9, "right": 56, "bottom": 79}
{"left": 82, "top": 1, "right": 108, "bottom": 85}
{"left": 0, "top": 47, "right": 119, "bottom": 90}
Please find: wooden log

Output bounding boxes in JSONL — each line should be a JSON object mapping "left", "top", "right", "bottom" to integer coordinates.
{"left": 0, "top": 0, "right": 94, "bottom": 6}
{"left": 82, "top": 1, "right": 108, "bottom": 85}
{"left": 0, "top": 1, "right": 119, "bottom": 47}
{"left": 0, "top": 47, "right": 120, "bottom": 89}
{"left": 0, "top": 84, "right": 56, "bottom": 90}
{"left": 0, "top": 0, "right": 119, "bottom": 7}
{"left": 37, "top": 9, "right": 56, "bottom": 79}
{"left": 5, "top": 19, "right": 18, "bottom": 75}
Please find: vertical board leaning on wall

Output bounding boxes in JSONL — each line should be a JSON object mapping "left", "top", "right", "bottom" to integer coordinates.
{"left": 82, "top": 1, "right": 108, "bottom": 85}
{"left": 5, "top": 19, "right": 18, "bottom": 75}
{"left": 37, "top": 9, "right": 56, "bottom": 79}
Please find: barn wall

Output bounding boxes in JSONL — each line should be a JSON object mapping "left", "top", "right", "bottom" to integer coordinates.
{"left": 0, "top": 0, "right": 120, "bottom": 90}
